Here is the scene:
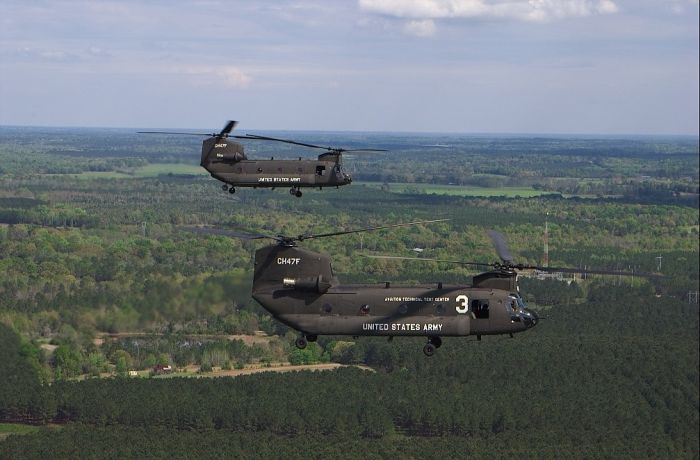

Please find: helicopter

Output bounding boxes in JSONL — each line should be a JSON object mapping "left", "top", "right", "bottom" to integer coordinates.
{"left": 139, "top": 120, "right": 387, "bottom": 197}
{"left": 187, "top": 221, "right": 650, "bottom": 356}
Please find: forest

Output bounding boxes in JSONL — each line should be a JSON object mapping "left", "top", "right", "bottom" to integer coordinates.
{"left": 0, "top": 127, "right": 697, "bottom": 457}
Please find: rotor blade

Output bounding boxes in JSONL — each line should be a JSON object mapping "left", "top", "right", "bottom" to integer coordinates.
{"left": 487, "top": 230, "right": 514, "bottom": 264}
{"left": 219, "top": 120, "right": 237, "bottom": 137}
{"left": 181, "top": 226, "right": 273, "bottom": 241}
{"left": 297, "top": 219, "right": 450, "bottom": 242}
{"left": 362, "top": 255, "right": 491, "bottom": 268}
{"left": 239, "top": 134, "right": 388, "bottom": 153}
{"left": 137, "top": 131, "right": 214, "bottom": 136}
{"left": 341, "top": 148, "right": 389, "bottom": 153}
{"left": 239, "top": 134, "right": 328, "bottom": 150}
{"left": 523, "top": 264, "right": 662, "bottom": 278}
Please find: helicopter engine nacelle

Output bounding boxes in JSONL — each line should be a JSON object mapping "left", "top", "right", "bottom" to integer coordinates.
{"left": 283, "top": 276, "right": 332, "bottom": 293}
{"left": 201, "top": 137, "right": 247, "bottom": 165}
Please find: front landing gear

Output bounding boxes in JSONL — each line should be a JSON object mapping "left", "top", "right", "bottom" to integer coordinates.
{"left": 222, "top": 184, "right": 235, "bottom": 194}
{"left": 423, "top": 336, "right": 442, "bottom": 357}
{"left": 295, "top": 335, "right": 317, "bottom": 349}
{"left": 289, "top": 187, "right": 302, "bottom": 198}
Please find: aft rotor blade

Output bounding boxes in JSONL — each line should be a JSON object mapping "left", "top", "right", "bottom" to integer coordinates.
{"left": 487, "top": 230, "right": 514, "bottom": 264}
{"left": 219, "top": 120, "right": 238, "bottom": 137}
{"left": 363, "top": 255, "right": 491, "bottom": 268}
{"left": 181, "top": 226, "right": 273, "bottom": 241}
{"left": 138, "top": 131, "right": 215, "bottom": 136}
{"left": 297, "top": 219, "right": 450, "bottom": 242}
{"left": 139, "top": 120, "right": 238, "bottom": 138}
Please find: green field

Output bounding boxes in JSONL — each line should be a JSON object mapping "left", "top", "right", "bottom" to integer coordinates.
{"left": 0, "top": 423, "right": 41, "bottom": 440}
{"left": 72, "top": 163, "right": 205, "bottom": 179}
{"left": 356, "top": 181, "right": 555, "bottom": 197}
{"left": 133, "top": 163, "right": 205, "bottom": 177}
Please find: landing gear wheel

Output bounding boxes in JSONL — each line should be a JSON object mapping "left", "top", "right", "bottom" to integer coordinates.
{"left": 221, "top": 184, "right": 229, "bottom": 192}
{"left": 295, "top": 190, "right": 303, "bottom": 198}
{"left": 295, "top": 337, "right": 308, "bottom": 349}
{"left": 306, "top": 335, "right": 317, "bottom": 342}
{"left": 423, "top": 342, "right": 436, "bottom": 357}
{"left": 429, "top": 336, "right": 442, "bottom": 348}
{"left": 228, "top": 187, "right": 236, "bottom": 194}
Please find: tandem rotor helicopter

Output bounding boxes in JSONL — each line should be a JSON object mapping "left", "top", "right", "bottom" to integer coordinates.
{"left": 140, "top": 120, "right": 387, "bottom": 197}
{"left": 188, "top": 221, "right": 650, "bottom": 356}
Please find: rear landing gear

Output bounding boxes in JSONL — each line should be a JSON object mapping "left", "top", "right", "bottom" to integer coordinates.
{"left": 222, "top": 184, "right": 235, "bottom": 194}
{"left": 423, "top": 336, "right": 442, "bottom": 356}
{"left": 295, "top": 334, "right": 317, "bottom": 350}
{"left": 289, "top": 187, "right": 302, "bottom": 197}
{"left": 228, "top": 187, "right": 236, "bottom": 194}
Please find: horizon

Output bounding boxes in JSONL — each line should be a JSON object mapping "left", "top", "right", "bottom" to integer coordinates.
{"left": 1, "top": 123, "right": 698, "bottom": 140}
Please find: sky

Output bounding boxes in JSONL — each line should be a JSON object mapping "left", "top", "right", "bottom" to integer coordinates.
{"left": 0, "top": 0, "right": 698, "bottom": 135}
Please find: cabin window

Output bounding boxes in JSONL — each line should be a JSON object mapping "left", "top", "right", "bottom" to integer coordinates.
{"left": 257, "top": 167, "right": 263, "bottom": 173}
{"left": 323, "top": 303, "right": 332, "bottom": 313}
{"left": 298, "top": 167, "right": 303, "bottom": 173}
{"left": 360, "top": 304, "right": 370, "bottom": 315}
{"left": 399, "top": 303, "right": 409, "bottom": 314}
{"left": 434, "top": 304, "right": 445, "bottom": 316}
{"left": 316, "top": 165, "right": 326, "bottom": 176}
{"left": 471, "top": 299, "right": 489, "bottom": 319}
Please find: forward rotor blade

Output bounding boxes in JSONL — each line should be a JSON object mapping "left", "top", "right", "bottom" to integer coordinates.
{"left": 297, "top": 219, "right": 450, "bottom": 242}
{"left": 525, "top": 264, "right": 662, "bottom": 278}
{"left": 363, "top": 255, "right": 491, "bottom": 268}
{"left": 341, "top": 148, "right": 389, "bottom": 153}
{"left": 239, "top": 134, "right": 388, "bottom": 154}
{"left": 239, "top": 134, "right": 327, "bottom": 150}
{"left": 487, "top": 230, "right": 514, "bottom": 264}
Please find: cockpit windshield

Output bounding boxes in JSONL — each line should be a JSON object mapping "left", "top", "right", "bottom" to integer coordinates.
{"left": 508, "top": 294, "right": 526, "bottom": 312}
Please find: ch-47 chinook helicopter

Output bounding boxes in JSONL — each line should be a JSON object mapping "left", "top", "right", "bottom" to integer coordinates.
{"left": 188, "top": 221, "right": 648, "bottom": 356}
{"left": 139, "top": 120, "right": 386, "bottom": 197}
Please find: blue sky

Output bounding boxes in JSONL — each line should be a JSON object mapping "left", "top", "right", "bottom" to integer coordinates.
{"left": 1, "top": 0, "right": 698, "bottom": 134}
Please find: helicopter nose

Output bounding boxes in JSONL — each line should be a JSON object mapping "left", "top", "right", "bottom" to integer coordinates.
{"left": 523, "top": 309, "right": 538, "bottom": 328}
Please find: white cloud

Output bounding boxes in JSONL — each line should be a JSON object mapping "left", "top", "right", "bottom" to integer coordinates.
{"left": 178, "top": 65, "right": 252, "bottom": 88}
{"left": 403, "top": 18, "right": 436, "bottom": 36}
{"left": 358, "top": 0, "right": 620, "bottom": 22}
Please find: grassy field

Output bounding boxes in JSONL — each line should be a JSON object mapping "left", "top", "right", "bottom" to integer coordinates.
{"left": 355, "top": 181, "right": 555, "bottom": 198}
{"left": 69, "top": 163, "right": 205, "bottom": 179}
{"left": 0, "top": 423, "right": 41, "bottom": 441}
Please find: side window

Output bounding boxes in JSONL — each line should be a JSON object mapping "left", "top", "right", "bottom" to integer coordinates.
{"left": 471, "top": 299, "right": 489, "bottom": 319}
{"left": 316, "top": 165, "right": 326, "bottom": 176}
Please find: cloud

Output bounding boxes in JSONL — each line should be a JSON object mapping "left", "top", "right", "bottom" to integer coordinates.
{"left": 403, "top": 18, "right": 436, "bottom": 36}
{"left": 358, "top": 0, "right": 620, "bottom": 22}
{"left": 178, "top": 65, "right": 252, "bottom": 88}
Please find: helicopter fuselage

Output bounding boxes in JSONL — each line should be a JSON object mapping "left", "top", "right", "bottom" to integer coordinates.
{"left": 251, "top": 243, "right": 538, "bottom": 354}
{"left": 205, "top": 156, "right": 351, "bottom": 190}
{"left": 253, "top": 284, "right": 537, "bottom": 338}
